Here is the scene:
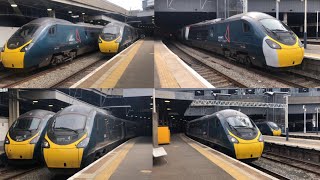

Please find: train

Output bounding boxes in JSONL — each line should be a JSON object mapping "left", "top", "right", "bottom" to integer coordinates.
{"left": 178, "top": 12, "right": 304, "bottom": 69}
{"left": 256, "top": 121, "right": 282, "bottom": 136}
{"left": 42, "top": 105, "right": 137, "bottom": 173}
{"left": 186, "top": 109, "right": 264, "bottom": 160}
{"left": 4, "top": 110, "right": 55, "bottom": 164}
{"left": 0, "top": 18, "right": 102, "bottom": 69}
{"left": 98, "top": 22, "right": 140, "bottom": 54}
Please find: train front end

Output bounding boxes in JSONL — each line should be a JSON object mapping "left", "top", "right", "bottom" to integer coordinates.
{"left": 1, "top": 24, "right": 40, "bottom": 69}
{"left": 4, "top": 116, "right": 43, "bottom": 162}
{"left": 42, "top": 109, "right": 91, "bottom": 172}
{"left": 260, "top": 18, "right": 304, "bottom": 68}
{"left": 99, "top": 23, "right": 122, "bottom": 54}
{"left": 225, "top": 114, "right": 264, "bottom": 160}
{"left": 268, "top": 122, "right": 282, "bottom": 136}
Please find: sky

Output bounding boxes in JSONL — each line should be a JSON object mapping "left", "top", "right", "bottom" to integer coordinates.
{"left": 107, "top": 0, "right": 143, "bottom": 10}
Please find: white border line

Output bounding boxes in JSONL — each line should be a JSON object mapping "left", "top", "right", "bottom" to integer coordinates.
{"left": 160, "top": 41, "right": 215, "bottom": 88}
{"left": 71, "top": 40, "right": 140, "bottom": 88}
{"left": 183, "top": 134, "right": 277, "bottom": 180}
{"left": 68, "top": 139, "right": 132, "bottom": 180}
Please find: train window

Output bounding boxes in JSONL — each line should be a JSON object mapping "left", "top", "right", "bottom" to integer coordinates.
{"left": 243, "top": 22, "right": 251, "bottom": 33}
{"left": 298, "top": 88, "right": 309, "bottom": 93}
{"left": 280, "top": 88, "right": 290, "bottom": 92}
{"left": 49, "top": 26, "right": 56, "bottom": 35}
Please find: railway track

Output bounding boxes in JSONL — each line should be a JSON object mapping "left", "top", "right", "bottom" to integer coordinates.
{"left": 171, "top": 41, "right": 320, "bottom": 88}
{"left": 0, "top": 166, "right": 42, "bottom": 180}
{"left": 0, "top": 52, "right": 105, "bottom": 88}
{"left": 166, "top": 43, "right": 248, "bottom": 88}
{"left": 262, "top": 152, "right": 320, "bottom": 176}
{"left": 248, "top": 162, "right": 290, "bottom": 180}
{"left": 52, "top": 58, "right": 109, "bottom": 88}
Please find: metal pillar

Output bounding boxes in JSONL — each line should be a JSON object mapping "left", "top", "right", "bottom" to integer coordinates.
{"left": 317, "top": 108, "right": 319, "bottom": 135}
{"left": 243, "top": 0, "right": 248, "bottom": 13}
{"left": 303, "top": 105, "right": 307, "bottom": 133}
{"left": 317, "top": 11, "right": 319, "bottom": 40}
{"left": 152, "top": 89, "right": 158, "bottom": 147}
{"left": 283, "top": 12, "right": 288, "bottom": 24}
{"left": 284, "top": 95, "right": 289, "bottom": 133}
{"left": 8, "top": 89, "right": 19, "bottom": 127}
{"left": 304, "top": 0, "right": 308, "bottom": 49}
{"left": 276, "top": 0, "right": 280, "bottom": 20}
{"left": 224, "top": 0, "right": 227, "bottom": 19}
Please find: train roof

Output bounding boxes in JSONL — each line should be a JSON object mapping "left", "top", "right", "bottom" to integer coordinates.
{"left": 103, "top": 21, "right": 135, "bottom": 29}
{"left": 19, "top": 109, "right": 55, "bottom": 119}
{"left": 189, "top": 12, "right": 275, "bottom": 28}
{"left": 28, "top": 17, "right": 73, "bottom": 25}
{"left": 188, "top": 109, "right": 247, "bottom": 123}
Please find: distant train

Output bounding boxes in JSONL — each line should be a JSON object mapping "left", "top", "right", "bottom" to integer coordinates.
{"left": 186, "top": 109, "right": 264, "bottom": 160}
{"left": 0, "top": 18, "right": 102, "bottom": 69}
{"left": 256, "top": 121, "right": 282, "bottom": 136}
{"left": 42, "top": 105, "right": 137, "bottom": 174}
{"left": 178, "top": 12, "right": 304, "bottom": 69}
{"left": 99, "top": 22, "right": 140, "bottom": 54}
{"left": 4, "top": 110, "right": 55, "bottom": 163}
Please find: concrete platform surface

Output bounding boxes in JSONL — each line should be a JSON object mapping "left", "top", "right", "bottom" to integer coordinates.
{"left": 152, "top": 134, "right": 274, "bottom": 180}
{"left": 304, "top": 44, "right": 320, "bottom": 60}
{"left": 287, "top": 132, "right": 320, "bottom": 137}
{"left": 69, "top": 137, "right": 152, "bottom": 180}
{"left": 154, "top": 40, "right": 213, "bottom": 88}
{"left": 72, "top": 39, "right": 154, "bottom": 88}
{"left": 264, "top": 135, "right": 320, "bottom": 151}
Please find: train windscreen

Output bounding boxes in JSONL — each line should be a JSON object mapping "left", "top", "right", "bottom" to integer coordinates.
{"left": 101, "top": 24, "right": 121, "bottom": 41}
{"left": 53, "top": 114, "right": 86, "bottom": 132}
{"left": 225, "top": 116, "right": 258, "bottom": 140}
{"left": 226, "top": 116, "right": 254, "bottom": 128}
{"left": 12, "top": 117, "right": 41, "bottom": 131}
{"left": 260, "top": 19, "right": 296, "bottom": 45}
{"left": 268, "top": 122, "right": 280, "bottom": 130}
{"left": 7, "top": 24, "right": 39, "bottom": 49}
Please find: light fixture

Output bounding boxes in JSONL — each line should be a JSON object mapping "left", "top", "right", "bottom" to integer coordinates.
{"left": 68, "top": 11, "right": 72, "bottom": 14}
{"left": 150, "top": 103, "right": 153, "bottom": 105}
{"left": 165, "top": 100, "right": 170, "bottom": 103}
{"left": 11, "top": 4, "right": 18, "bottom": 7}
{"left": 33, "top": 100, "right": 38, "bottom": 103}
{"left": 167, "top": 108, "right": 171, "bottom": 110}
{"left": 47, "top": 8, "right": 52, "bottom": 11}
{"left": 48, "top": 105, "right": 53, "bottom": 107}
{"left": 171, "top": 116, "right": 174, "bottom": 117}
{"left": 150, "top": 108, "right": 153, "bottom": 110}
{"left": 82, "top": 12, "right": 85, "bottom": 15}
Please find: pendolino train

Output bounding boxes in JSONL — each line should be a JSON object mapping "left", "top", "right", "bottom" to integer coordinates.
{"left": 256, "top": 121, "right": 282, "bottom": 136}
{"left": 178, "top": 12, "right": 304, "bottom": 68}
{"left": 99, "top": 22, "right": 139, "bottom": 54}
{"left": 4, "top": 110, "right": 55, "bottom": 164}
{"left": 42, "top": 105, "right": 137, "bottom": 173}
{"left": 186, "top": 109, "right": 264, "bottom": 160}
{"left": 0, "top": 18, "right": 102, "bottom": 69}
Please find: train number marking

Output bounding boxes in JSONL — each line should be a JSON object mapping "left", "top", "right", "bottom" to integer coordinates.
{"left": 167, "top": 0, "right": 176, "bottom": 10}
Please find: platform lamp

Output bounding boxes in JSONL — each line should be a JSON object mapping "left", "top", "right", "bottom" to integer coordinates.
{"left": 283, "top": 93, "right": 290, "bottom": 141}
{"left": 276, "top": 0, "right": 280, "bottom": 20}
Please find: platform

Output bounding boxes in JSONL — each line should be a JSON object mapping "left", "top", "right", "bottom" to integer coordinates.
{"left": 264, "top": 135, "right": 320, "bottom": 151}
{"left": 154, "top": 40, "right": 214, "bottom": 88}
{"left": 304, "top": 44, "right": 320, "bottom": 60}
{"left": 282, "top": 132, "right": 320, "bottom": 140}
{"left": 72, "top": 39, "right": 154, "bottom": 88}
{"left": 152, "top": 134, "right": 274, "bottom": 180}
{"left": 69, "top": 137, "right": 152, "bottom": 180}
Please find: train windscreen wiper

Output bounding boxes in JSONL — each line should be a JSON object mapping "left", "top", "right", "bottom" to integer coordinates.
{"left": 54, "top": 127, "right": 78, "bottom": 134}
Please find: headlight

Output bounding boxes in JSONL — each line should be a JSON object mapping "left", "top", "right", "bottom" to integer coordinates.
{"left": 76, "top": 137, "right": 90, "bottom": 148}
{"left": 227, "top": 135, "right": 239, "bottom": 144}
{"left": 265, "top": 39, "right": 281, "bottom": 49}
{"left": 30, "top": 135, "right": 40, "bottom": 144}
{"left": 116, "top": 37, "right": 122, "bottom": 43}
{"left": 1, "top": 46, "right": 4, "bottom": 52}
{"left": 258, "top": 134, "right": 264, "bottom": 142}
{"left": 98, "top": 38, "right": 102, "bottom": 43}
{"left": 4, "top": 136, "right": 10, "bottom": 144}
{"left": 20, "top": 42, "right": 34, "bottom": 52}
{"left": 42, "top": 139, "right": 50, "bottom": 148}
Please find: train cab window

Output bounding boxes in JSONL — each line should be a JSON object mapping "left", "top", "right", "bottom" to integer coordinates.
{"left": 48, "top": 26, "right": 56, "bottom": 36}
{"left": 243, "top": 22, "right": 251, "bottom": 33}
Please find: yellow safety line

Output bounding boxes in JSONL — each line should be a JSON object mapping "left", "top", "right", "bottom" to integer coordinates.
{"left": 154, "top": 51, "right": 180, "bottom": 88}
{"left": 94, "top": 141, "right": 136, "bottom": 180}
{"left": 99, "top": 40, "right": 144, "bottom": 87}
{"left": 180, "top": 135, "right": 251, "bottom": 180}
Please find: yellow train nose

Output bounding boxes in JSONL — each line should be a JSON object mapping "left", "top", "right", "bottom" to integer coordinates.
{"left": 5, "top": 135, "right": 36, "bottom": 160}
{"left": 277, "top": 47, "right": 304, "bottom": 67}
{"left": 272, "top": 129, "right": 282, "bottom": 136}
{"left": 98, "top": 37, "right": 120, "bottom": 53}
{"left": 1, "top": 51, "right": 25, "bottom": 68}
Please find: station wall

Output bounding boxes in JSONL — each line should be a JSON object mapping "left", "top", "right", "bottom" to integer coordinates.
{"left": 0, "top": 117, "right": 8, "bottom": 142}
{"left": 0, "top": 27, "right": 19, "bottom": 47}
